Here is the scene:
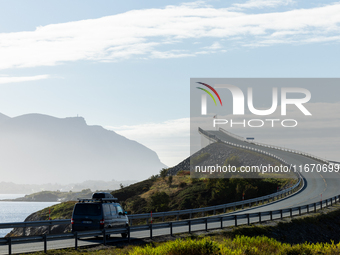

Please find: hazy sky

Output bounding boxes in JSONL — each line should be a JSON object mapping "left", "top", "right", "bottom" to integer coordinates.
{"left": 0, "top": 0, "right": 339, "bottom": 167}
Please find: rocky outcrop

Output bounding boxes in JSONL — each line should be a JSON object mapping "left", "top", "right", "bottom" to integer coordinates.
{"left": 6, "top": 210, "right": 70, "bottom": 237}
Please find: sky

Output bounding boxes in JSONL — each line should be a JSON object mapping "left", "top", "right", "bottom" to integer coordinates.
{"left": 0, "top": 0, "right": 339, "bottom": 167}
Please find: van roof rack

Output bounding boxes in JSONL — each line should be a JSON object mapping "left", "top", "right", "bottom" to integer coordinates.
{"left": 77, "top": 197, "right": 118, "bottom": 203}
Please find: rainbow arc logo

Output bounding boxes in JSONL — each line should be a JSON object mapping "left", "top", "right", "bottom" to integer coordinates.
{"left": 196, "top": 82, "right": 223, "bottom": 106}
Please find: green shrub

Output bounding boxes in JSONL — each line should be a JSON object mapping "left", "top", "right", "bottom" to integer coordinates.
{"left": 150, "top": 191, "right": 170, "bottom": 212}
{"left": 190, "top": 153, "right": 211, "bottom": 166}
{"left": 129, "top": 237, "right": 220, "bottom": 255}
{"left": 160, "top": 168, "right": 169, "bottom": 180}
{"left": 179, "top": 182, "right": 187, "bottom": 188}
{"left": 223, "top": 155, "right": 241, "bottom": 168}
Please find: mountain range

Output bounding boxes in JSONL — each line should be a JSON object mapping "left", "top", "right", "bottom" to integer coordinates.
{"left": 0, "top": 113, "right": 166, "bottom": 184}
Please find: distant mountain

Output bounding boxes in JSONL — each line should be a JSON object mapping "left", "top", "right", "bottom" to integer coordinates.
{"left": 0, "top": 113, "right": 166, "bottom": 184}
{"left": 0, "top": 113, "right": 10, "bottom": 124}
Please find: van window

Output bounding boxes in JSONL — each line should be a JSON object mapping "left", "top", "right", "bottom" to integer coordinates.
{"left": 74, "top": 204, "right": 101, "bottom": 216}
{"left": 103, "top": 204, "right": 111, "bottom": 217}
{"left": 110, "top": 204, "right": 117, "bottom": 215}
{"left": 116, "top": 205, "right": 123, "bottom": 214}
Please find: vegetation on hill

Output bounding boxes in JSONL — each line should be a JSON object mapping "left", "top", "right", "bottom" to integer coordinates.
{"left": 11, "top": 189, "right": 96, "bottom": 202}
{"left": 21, "top": 168, "right": 295, "bottom": 222}
{"left": 112, "top": 166, "right": 295, "bottom": 214}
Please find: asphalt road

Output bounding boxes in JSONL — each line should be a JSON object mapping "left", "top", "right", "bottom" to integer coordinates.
{"left": 207, "top": 130, "right": 340, "bottom": 214}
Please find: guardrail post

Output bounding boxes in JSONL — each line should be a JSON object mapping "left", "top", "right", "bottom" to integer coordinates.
{"left": 205, "top": 218, "right": 208, "bottom": 231}
{"left": 8, "top": 237, "right": 11, "bottom": 255}
{"left": 256, "top": 201, "right": 258, "bottom": 206}
{"left": 213, "top": 209, "right": 216, "bottom": 215}
{"left": 103, "top": 229, "right": 106, "bottom": 245}
{"left": 247, "top": 214, "right": 250, "bottom": 225}
{"left": 190, "top": 213, "right": 192, "bottom": 219}
{"left": 270, "top": 211, "right": 273, "bottom": 221}
{"left": 249, "top": 202, "right": 251, "bottom": 208}
{"left": 299, "top": 207, "right": 301, "bottom": 216}
{"left": 146, "top": 218, "right": 149, "bottom": 224}
{"left": 223, "top": 207, "right": 226, "bottom": 213}
{"left": 49, "top": 222, "right": 52, "bottom": 234}
{"left": 331, "top": 198, "right": 333, "bottom": 206}
{"left": 43, "top": 234, "right": 47, "bottom": 253}
{"left": 235, "top": 215, "right": 237, "bottom": 227}
{"left": 220, "top": 217, "right": 223, "bottom": 229}
{"left": 321, "top": 201, "right": 323, "bottom": 210}
{"left": 189, "top": 220, "right": 191, "bottom": 234}
{"left": 259, "top": 212, "right": 262, "bottom": 223}
{"left": 326, "top": 199, "right": 328, "bottom": 207}
{"left": 314, "top": 203, "right": 316, "bottom": 213}
{"left": 242, "top": 204, "right": 244, "bottom": 209}
{"left": 150, "top": 224, "right": 153, "bottom": 239}
{"left": 202, "top": 212, "right": 204, "bottom": 217}
{"left": 128, "top": 226, "right": 130, "bottom": 242}
{"left": 130, "top": 219, "right": 133, "bottom": 226}
{"left": 75, "top": 231, "right": 78, "bottom": 250}
{"left": 162, "top": 216, "right": 165, "bottom": 222}
{"left": 280, "top": 210, "right": 283, "bottom": 220}
{"left": 177, "top": 214, "right": 179, "bottom": 221}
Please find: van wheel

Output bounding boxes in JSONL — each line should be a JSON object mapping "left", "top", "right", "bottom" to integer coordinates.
{"left": 121, "top": 233, "right": 127, "bottom": 238}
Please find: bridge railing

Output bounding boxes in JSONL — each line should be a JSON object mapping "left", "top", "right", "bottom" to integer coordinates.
{"left": 218, "top": 128, "right": 329, "bottom": 164}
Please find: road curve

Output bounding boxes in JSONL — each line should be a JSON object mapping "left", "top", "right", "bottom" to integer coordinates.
{"left": 205, "top": 129, "right": 340, "bottom": 213}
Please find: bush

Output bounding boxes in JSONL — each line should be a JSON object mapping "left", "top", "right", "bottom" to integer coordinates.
{"left": 150, "top": 191, "right": 170, "bottom": 212}
{"left": 160, "top": 168, "right": 168, "bottom": 180}
{"left": 177, "top": 170, "right": 190, "bottom": 176}
{"left": 224, "top": 155, "right": 241, "bottom": 168}
{"left": 168, "top": 176, "right": 173, "bottom": 187}
{"left": 190, "top": 153, "right": 211, "bottom": 165}
{"left": 130, "top": 237, "right": 220, "bottom": 255}
{"left": 179, "top": 182, "right": 187, "bottom": 188}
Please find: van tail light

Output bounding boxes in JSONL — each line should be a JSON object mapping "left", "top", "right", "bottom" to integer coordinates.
{"left": 71, "top": 218, "right": 74, "bottom": 224}
{"left": 100, "top": 219, "right": 105, "bottom": 225}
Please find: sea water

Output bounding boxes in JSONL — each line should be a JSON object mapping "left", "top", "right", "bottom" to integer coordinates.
{"left": 0, "top": 194, "right": 59, "bottom": 237}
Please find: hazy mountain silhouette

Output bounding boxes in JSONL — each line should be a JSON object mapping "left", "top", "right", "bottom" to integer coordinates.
{"left": 0, "top": 113, "right": 166, "bottom": 184}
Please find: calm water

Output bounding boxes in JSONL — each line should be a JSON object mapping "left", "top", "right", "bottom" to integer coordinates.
{"left": 0, "top": 194, "right": 59, "bottom": 237}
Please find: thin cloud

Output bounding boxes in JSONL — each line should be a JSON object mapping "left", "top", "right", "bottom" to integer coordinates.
{"left": 231, "top": 0, "right": 295, "bottom": 10}
{"left": 0, "top": 74, "right": 50, "bottom": 84}
{"left": 0, "top": 2, "right": 340, "bottom": 69}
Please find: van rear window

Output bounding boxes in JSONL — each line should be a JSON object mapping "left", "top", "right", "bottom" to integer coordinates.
{"left": 74, "top": 204, "right": 101, "bottom": 216}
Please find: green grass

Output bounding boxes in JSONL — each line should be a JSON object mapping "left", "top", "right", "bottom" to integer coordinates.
{"left": 34, "top": 201, "right": 76, "bottom": 220}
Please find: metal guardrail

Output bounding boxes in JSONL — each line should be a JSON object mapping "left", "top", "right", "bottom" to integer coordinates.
{"left": 1, "top": 193, "right": 339, "bottom": 254}
{"left": 218, "top": 128, "right": 329, "bottom": 164}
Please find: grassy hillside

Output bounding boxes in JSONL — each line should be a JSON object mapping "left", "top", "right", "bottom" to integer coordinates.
{"left": 112, "top": 170, "right": 295, "bottom": 215}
